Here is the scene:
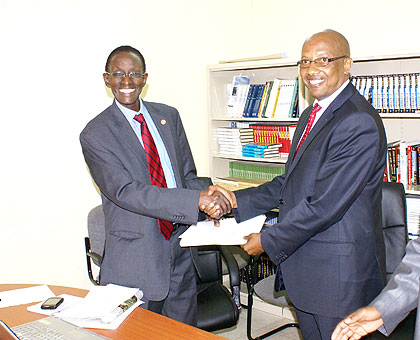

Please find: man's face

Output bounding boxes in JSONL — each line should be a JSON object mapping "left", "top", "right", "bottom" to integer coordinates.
{"left": 299, "top": 34, "right": 352, "bottom": 100}
{"left": 103, "top": 51, "right": 148, "bottom": 112}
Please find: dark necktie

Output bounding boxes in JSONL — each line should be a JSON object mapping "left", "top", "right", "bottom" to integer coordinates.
{"left": 134, "top": 113, "right": 173, "bottom": 240}
{"left": 294, "top": 103, "right": 321, "bottom": 158}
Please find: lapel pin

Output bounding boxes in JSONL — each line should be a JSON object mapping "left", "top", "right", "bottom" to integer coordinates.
{"left": 161, "top": 119, "right": 166, "bottom": 125}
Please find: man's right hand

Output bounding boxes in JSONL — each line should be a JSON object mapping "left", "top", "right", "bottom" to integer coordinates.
{"left": 331, "top": 306, "right": 384, "bottom": 340}
{"left": 199, "top": 189, "right": 232, "bottom": 219}
{"left": 207, "top": 185, "right": 237, "bottom": 209}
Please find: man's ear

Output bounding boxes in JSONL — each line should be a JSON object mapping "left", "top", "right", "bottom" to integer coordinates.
{"left": 103, "top": 73, "right": 111, "bottom": 88}
{"left": 344, "top": 57, "right": 353, "bottom": 75}
{"left": 142, "top": 73, "right": 149, "bottom": 86}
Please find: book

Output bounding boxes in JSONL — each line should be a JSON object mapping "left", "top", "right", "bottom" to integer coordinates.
{"left": 217, "top": 127, "right": 245, "bottom": 156}
{"left": 242, "top": 143, "right": 283, "bottom": 158}
{"left": 227, "top": 76, "right": 250, "bottom": 117}
{"left": 228, "top": 161, "right": 285, "bottom": 181}
{"left": 264, "top": 78, "right": 281, "bottom": 118}
{"left": 273, "top": 79, "right": 298, "bottom": 119}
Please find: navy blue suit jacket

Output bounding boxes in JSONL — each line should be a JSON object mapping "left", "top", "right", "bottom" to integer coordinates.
{"left": 234, "top": 83, "right": 387, "bottom": 318}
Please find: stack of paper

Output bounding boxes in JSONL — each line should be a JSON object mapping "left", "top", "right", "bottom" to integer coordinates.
{"left": 28, "top": 284, "right": 144, "bottom": 330}
{"left": 217, "top": 128, "right": 244, "bottom": 156}
{"left": 0, "top": 285, "right": 55, "bottom": 308}
{"left": 179, "top": 215, "right": 266, "bottom": 247}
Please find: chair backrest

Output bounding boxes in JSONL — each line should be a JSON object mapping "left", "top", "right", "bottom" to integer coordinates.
{"left": 196, "top": 247, "right": 223, "bottom": 284}
{"left": 87, "top": 205, "right": 106, "bottom": 265}
{"left": 381, "top": 181, "right": 408, "bottom": 282}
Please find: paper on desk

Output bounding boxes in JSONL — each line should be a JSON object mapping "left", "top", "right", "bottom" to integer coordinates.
{"left": 56, "top": 284, "right": 144, "bottom": 330}
{"left": 0, "top": 285, "right": 54, "bottom": 308}
{"left": 27, "top": 294, "right": 83, "bottom": 316}
{"left": 179, "top": 214, "right": 267, "bottom": 247}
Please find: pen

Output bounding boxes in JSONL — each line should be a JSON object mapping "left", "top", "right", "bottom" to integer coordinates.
{"left": 102, "top": 295, "right": 138, "bottom": 323}
{"left": 117, "top": 295, "right": 137, "bottom": 312}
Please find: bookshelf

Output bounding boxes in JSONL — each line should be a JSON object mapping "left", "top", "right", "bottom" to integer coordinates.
{"left": 207, "top": 54, "right": 420, "bottom": 196}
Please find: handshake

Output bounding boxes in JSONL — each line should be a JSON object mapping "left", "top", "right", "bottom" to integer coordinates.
{"left": 198, "top": 185, "right": 237, "bottom": 221}
{"left": 198, "top": 185, "right": 264, "bottom": 256}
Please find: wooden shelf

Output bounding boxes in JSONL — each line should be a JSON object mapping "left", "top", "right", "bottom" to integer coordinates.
{"left": 212, "top": 117, "right": 299, "bottom": 122}
{"left": 213, "top": 153, "right": 288, "bottom": 164}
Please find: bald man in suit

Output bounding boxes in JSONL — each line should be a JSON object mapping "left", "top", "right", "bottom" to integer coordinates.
{"left": 209, "top": 30, "right": 387, "bottom": 340}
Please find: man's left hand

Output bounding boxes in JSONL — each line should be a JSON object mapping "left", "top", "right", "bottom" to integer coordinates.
{"left": 241, "top": 233, "right": 264, "bottom": 255}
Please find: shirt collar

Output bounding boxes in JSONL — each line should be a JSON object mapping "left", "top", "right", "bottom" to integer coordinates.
{"left": 314, "top": 79, "right": 350, "bottom": 110}
{"left": 115, "top": 98, "right": 147, "bottom": 121}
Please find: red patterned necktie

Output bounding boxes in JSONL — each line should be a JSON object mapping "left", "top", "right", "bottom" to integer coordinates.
{"left": 134, "top": 113, "right": 173, "bottom": 240}
{"left": 294, "top": 103, "right": 321, "bottom": 158}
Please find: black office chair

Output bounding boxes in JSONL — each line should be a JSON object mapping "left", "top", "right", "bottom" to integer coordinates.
{"left": 196, "top": 245, "right": 241, "bottom": 331}
{"left": 84, "top": 204, "right": 241, "bottom": 332}
{"left": 245, "top": 253, "right": 299, "bottom": 340}
{"left": 372, "top": 181, "right": 414, "bottom": 340}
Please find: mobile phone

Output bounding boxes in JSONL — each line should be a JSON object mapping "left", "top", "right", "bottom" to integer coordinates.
{"left": 40, "top": 297, "right": 64, "bottom": 310}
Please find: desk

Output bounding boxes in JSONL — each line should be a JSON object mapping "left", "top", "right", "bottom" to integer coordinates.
{"left": 0, "top": 284, "right": 224, "bottom": 340}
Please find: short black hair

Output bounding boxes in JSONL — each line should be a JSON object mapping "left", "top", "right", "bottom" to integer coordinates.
{"left": 105, "top": 45, "right": 146, "bottom": 73}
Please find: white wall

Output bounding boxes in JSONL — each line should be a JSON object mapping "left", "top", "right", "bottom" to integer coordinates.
{"left": 1, "top": 0, "right": 419, "bottom": 289}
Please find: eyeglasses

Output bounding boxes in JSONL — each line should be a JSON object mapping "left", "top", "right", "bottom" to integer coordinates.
{"left": 105, "top": 71, "right": 145, "bottom": 80}
{"left": 297, "top": 55, "right": 348, "bottom": 68}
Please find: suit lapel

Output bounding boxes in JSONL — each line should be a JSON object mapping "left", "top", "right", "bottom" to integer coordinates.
{"left": 287, "top": 106, "right": 312, "bottom": 164}
{"left": 108, "top": 102, "right": 149, "bottom": 169}
{"left": 287, "top": 83, "right": 356, "bottom": 174}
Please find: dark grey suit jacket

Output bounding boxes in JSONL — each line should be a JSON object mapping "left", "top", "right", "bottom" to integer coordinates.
{"left": 372, "top": 238, "right": 420, "bottom": 339}
{"left": 234, "top": 83, "right": 387, "bottom": 318}
{"left": 80, "top": 100, "right": 205, "bottom": 301}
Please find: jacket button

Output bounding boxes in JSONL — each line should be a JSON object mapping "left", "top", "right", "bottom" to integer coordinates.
{"left": 279, "top": 199, "right": 284, "bottom": 205}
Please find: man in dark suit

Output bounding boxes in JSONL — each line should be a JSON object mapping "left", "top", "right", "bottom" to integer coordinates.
{"left": 80, "top": 46, "right": 230, "bottom": 326}
{"left": 210, "top": 30, "right": 387, "bottom": 339}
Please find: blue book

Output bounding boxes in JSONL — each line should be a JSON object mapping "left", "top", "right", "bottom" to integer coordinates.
{"left": 243, "top": 85, "right": 256, "bottom": 117}
{"left": 250, "top": 85, "right": 265, "bottom": 117}
{"left": 243, "top": 144, "right": 269, "bottom": 149}
{"left": 242, "top": 152, "right": 265, "bottom": 158}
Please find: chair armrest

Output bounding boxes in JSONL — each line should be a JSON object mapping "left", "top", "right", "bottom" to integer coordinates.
{"left": 249, "top": 254, "right": 263, "bottom": 286}
{"left": 84, "top": 237, "right": 102, "bottom": 285}
{"left": 220, "top": 245, "right": 241, "bottom": 309}
{"left": 87, "top": 250, "right": 103, "bottom": 266}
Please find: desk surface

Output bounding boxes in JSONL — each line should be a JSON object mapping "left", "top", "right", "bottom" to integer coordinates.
{"left": 0, "top": 284, "right": 224, "bottom": 340}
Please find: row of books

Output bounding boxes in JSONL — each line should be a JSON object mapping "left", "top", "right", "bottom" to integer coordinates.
{"left": 229, "top": 161, "right": 285, "bottom": 181}
{"left": 385, "top": 141, "right": 420, "bottom": 238}
{"left": 249, "top": 124, "right": 296, "bottom": 157}
{"left": 351, "top": 73, "right": 420, "bottom": 113}
{"left": 385, "top": 140, "right": 420, "bottom": 188}
{"left": 243, "top": 210, "right": 280, "bottom": 285}
{"left": 216, "top": 125, "right": 297, "bottom": 159}
{"left": 242, "top": 143, "right": 283, "bottom": 159}
{"left": 216, "top": 127, "right": 252, "bottom": 156}
{"left": 227, "top": 76, "right": 299, "bottom": 118}
{"left": 240, "top": 254, "right": 275, "bottom": 284}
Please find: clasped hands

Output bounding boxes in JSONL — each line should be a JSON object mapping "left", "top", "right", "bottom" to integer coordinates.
{"left": 198, "top": 185, "right": 264, "bottom": 256}
{"left": 199, "top": 185, "right": 237, "bottom": 220}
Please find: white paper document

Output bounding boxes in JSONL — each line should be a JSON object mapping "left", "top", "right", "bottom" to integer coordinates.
{"left": 57, "top": 284, "right": 143, "bottom": 329}
{"left": 36, "top": 284, "right": 145, "bottom": 330}
{"left": 0, "top": 285, "right": 54, "bottom": 308}
{"left": 27, "top": 294, "right": 83, "bottom": 316}
{"left": 179, "top": 214, "right": 266, "bottom": 247}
